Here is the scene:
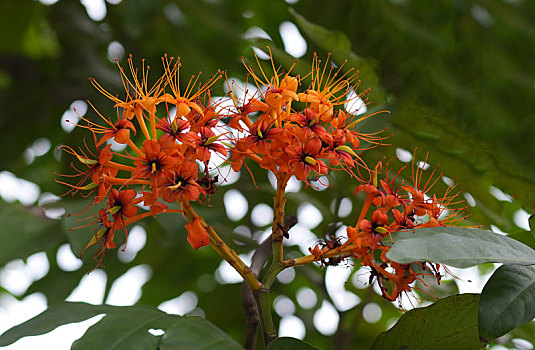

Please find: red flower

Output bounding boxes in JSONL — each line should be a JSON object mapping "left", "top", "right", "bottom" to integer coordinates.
{"left": 156, "top": 117, "right": 197, "bottom": 149}
{"left": 288, "top": 108, "right": 332, "bottom": 143}
{"left": 284, "top": 138, "right": 327, "bottom": 183}
{"left": 158, "top": 161, "right": 203, "bottom": 203}
{"left": 191, "top": 127, "right": 227, "bottom": 162}
{"left": 97, "top": 118, "right": 136, "bottom": 146}
{"left": 185, "top": 217, "right": 210, "bottom": 249}
{"left": 132, "top": 140, "right": 180, "bottom": 180}
{"left": 107, "top": 188, "right": 139, "bottom": 227}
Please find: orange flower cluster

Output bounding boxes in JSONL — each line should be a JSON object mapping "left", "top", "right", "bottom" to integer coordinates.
{"left": 307, "top": 159, "right": 468, "bottom": 301}
{"left": 59, "top": 51, "right": 467, "bottom": 302}
{"left": 229, "top": 54, "right": 386, "bottom": 185}
{"left": 59, "top": 55, "right": 227, "bottom": 264}
{"left": 59, "top": 53, "right": 386, "bottom": 266}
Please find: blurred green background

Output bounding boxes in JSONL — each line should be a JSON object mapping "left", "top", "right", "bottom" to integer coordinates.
{"left": 0, "top": 0, "right": 534, "bottom": 349}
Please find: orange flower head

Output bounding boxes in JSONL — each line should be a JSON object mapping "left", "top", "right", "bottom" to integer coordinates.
{"left": 160, "top": 55, "right": 222, "bottom": 118}
{"left": 132, "top": 139, "right": 180, "bottom": 180}
{"left": 241, "top": 47, "right": 299, "bottom": 125}
{"left": 298, "top": 53, "right": 359, "bottom": 122}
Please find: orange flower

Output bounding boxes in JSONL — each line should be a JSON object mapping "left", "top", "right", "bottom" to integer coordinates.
{"left": 288, "top": 108, "right": 332, "bottom": 143}
{"left": 284, "top": 138, "right": 328, "bottom": 183}
{"left": 190, "top": 127, "right": 228, "bottom": 162}
{"left": 132, "top": 139, "right": 180, "bottom": 181}
{"left": 56, "top": 138, "right": 114, "bottom": 199}
{"left": 158, "top": 161, "right": 204, "bottom": 203}
{"left": 97, "top": 117, "right": 136, "bottom": 146}
{"left": 185, "top": 217, "right": 210, "bottom": 249}
{"left": 107, "top": 188, "right": 140, "bottom": 226}
{"left": 90, "top": 56, "right": 167, "bottom": 140}
{"left": 156, "top": 116, "right": 196, "bottom": 148}
{"left": 160, "top": 55, "right": 222, "bottom": 118}
{"left": 241, "top": 48, "right": 299, "bottom": 125}
{"left": 298, "top": 54, "right": 358, "bottom": 121}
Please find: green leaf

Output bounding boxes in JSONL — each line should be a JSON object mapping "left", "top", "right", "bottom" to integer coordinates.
{"left": 290, "top": 8, "right": 350, "bottom": 50}
{"left": 72, "top": 305, "right": 178, "bottom": 350}
{"left": 478, "top": 264, "right": 535, "bottom": 340}
{"left": 0, "top": 201, "right": 65, "bottom": 265}
{"left": 508, "top": 230, "right": 535, "bottom": 250}
{"left": 386, "top": 227, "right": 535, "bottom": 268}
{"left": 371, "top": 294, "right": 481, "bottom": 350}
{"left": 266, "top": 337, "right": 319, "bottom": 350}
{"left": 159, "top": 316, "right": 243, "bottom": 350}
{"left": 0, "top": 302, "right": 178, "bottom": 348}
{"left": 0, "top": 302, "right": 103, "bottom": 346}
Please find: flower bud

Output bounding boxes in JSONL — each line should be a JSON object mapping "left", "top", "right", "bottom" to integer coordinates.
{"left": 392, "top": 209, "right": 404, "bottom": 225}
{"left": 359, "top": 219, "right": 373, "bottom": 233}
{"left": 372, "top": 209, "right": 388, "bottom": 226}
{"left": 364, "top": 184, "right": 378, "bottom": 195}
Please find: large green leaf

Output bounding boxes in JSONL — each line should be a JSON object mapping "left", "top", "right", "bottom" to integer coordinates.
{"left": 478, "top": 264, "right": 535, "bottom": 341}
{"left": 266, "top": 337, "right": 319, "bottom": 350}
{"left": 0, "top": 201, "right": 65, "bottom": 266}
{"left": 71, "top": 305, "right": 178, "bottom": 350}
{"left": 0, "top": 302, "right": 178, "bottom": 347}
{"left": 371, "top": 294, "right": 481, "bottom": 350}
{"left": 0, "top": 302, "right": 106, "bottom": 346}
{"left": 386, "top": 227, "right": 535, "bottom": 268}
{"left": 159, "top": 316, "right": 243, "bottom": 350}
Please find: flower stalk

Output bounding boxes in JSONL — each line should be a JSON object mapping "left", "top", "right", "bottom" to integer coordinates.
{"left": 180, "top": 199, "right": 262, "bottom": 292}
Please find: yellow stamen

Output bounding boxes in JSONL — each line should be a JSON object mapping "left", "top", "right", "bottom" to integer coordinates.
{"left": 205, "top": 134, "right": 221, "bottom": 145}
{"left": 168, "top": 181, "right": 182, "bottom": 191}
{"left": 109, "top": 205, "right": 122, "bottom": 214}
{"left": 375, "top": 226, "right": 388, "bottom": 234}
{"left": 76, "top": 155, "right": 97, "bottom": 166}
{"left": 151, "top": 162, "right": 157, "bottom": 173}
{"left": 335, "top": 145, "right": 358, "bottom": 157}
{"left": 304, "top": 156, "right": 317, "bottom": 165}
{"left": 80, "top": 182, "right": 98, "bottom": 190}
{"left": 85, "top": 227, "right": 108, "bottom": 248}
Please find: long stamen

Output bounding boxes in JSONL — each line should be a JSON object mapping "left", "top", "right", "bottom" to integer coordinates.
{"left": 105, "top": 177, "right": 150, "bottom": 185}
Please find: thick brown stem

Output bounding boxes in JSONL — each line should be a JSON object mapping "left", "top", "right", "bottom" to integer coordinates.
{"left": 242, "top": 237, "right": 272, "bottom": 350}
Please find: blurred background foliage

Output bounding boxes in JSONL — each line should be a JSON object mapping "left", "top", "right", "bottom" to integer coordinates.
{"left": 0, "top": 0, "right": 534, "bottom": 349}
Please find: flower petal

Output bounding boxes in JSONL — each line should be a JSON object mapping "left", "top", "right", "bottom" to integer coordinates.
{"left": 185, "top": 217, "right": 210, "bottom": 249}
